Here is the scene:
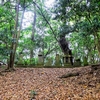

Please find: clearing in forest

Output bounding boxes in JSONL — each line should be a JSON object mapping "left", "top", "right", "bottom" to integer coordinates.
{"left": 0, "top": 67, "right": 100, "bottom": 100}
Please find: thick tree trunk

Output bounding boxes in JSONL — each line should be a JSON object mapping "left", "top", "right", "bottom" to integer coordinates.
{"left": 7, "top": 52, "right": 15, "bottom": 71}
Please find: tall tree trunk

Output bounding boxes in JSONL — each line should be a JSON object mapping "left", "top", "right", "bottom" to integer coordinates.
{"left": 30, "top": 1, "right": 36, "bottom": 61}
{"left": 1, "top": 0, "right": 4, "bottom": 4}
{"left": 7, "top": 0, "right": 25, "bottom": 70}
{"left": 31, "top": 0, "right": 36, "bottom": 41}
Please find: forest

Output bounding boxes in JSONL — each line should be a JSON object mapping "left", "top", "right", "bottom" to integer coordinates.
{"left": 0, "top": 0, "right": 100, "bottom": 99}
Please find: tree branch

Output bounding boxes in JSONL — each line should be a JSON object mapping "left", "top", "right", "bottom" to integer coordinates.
{"left": 25, "top": 1, "right": 58, "bottom": 42}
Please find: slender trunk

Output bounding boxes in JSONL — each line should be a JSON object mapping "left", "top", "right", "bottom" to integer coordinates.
{"left": 1, "top": 0, "right": 4, "bottom": 4}
{"left": 31, "top": 0, "right": 36, "bottom": 41}
{"left": 30, "top": 1, "right": 36, "bottom": 61}
{"left": 30, "top": 48, "right": 34, "bottom": 65}
{"left": 91, "top": 29, "right": 100, "bottom": 57}
{"left": 30, "top": 49, "right": 34, "bottom": 59}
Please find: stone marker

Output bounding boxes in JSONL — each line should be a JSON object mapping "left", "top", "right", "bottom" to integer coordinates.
{"left": 38, "top": 50, "right": 44, "bottom": 65}
{"left": 63, "top": 55, "right": 73, "bottom": 67}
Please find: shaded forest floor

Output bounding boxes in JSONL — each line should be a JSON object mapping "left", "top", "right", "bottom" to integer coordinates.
{"left": 0, "top": 66, "right": 100, "bottom": 100}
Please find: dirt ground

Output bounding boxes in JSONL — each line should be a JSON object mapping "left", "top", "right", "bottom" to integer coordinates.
{"left": 0, "top": 66, "right": 100, "bottom": 100}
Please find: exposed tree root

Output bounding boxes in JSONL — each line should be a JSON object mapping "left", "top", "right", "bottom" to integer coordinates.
{"left": 3, "top": 68, "right": 16, "bottom": 72}
{"left": 59, "top": 72, "right": 79, "bottom": 78}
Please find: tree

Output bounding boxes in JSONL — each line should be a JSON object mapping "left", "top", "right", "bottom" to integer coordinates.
{"left": 7, "top": 0, "right": 25, "bottom": 70}
{"left": 53, "top": 0, "right": 100, "bottom": 60}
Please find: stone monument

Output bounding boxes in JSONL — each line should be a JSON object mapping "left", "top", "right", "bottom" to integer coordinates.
{"left": 38, "top": 50, "right": 44, "bottom": 66}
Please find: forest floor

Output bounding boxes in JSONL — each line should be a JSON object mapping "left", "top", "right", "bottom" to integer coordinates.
{"left": 0, "top": 66, "right": 100, "bottom": 100}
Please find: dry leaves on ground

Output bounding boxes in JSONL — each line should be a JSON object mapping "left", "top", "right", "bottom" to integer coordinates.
{"left": 0, "top": 66, "right": 100, "bottom": 100}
